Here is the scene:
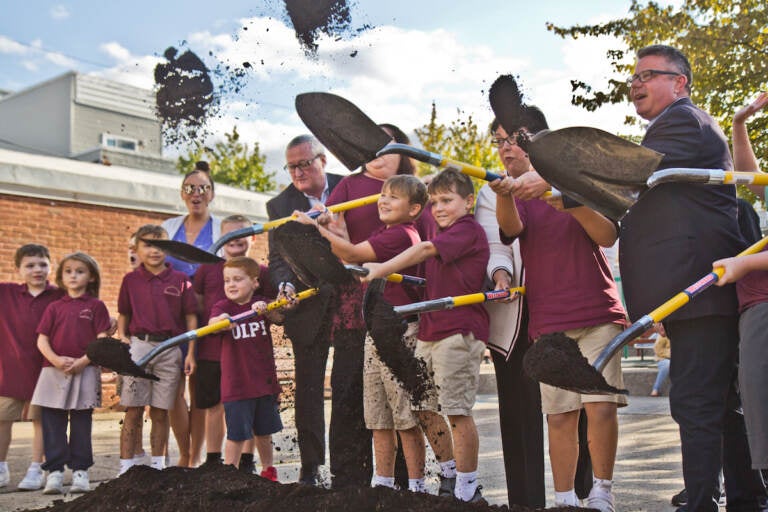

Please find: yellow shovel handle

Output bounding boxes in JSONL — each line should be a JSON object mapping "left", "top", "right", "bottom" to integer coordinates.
{"left": 261, "top": 194, "right": 382, "bottom": 231}
{"left": 724, "top": 172, "right": 768, "bottom": 186}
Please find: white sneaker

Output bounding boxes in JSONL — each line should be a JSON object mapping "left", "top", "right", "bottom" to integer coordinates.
{"left": 70, "top": 470, "right": 90, "bottom": 493}
{"left": 585, "top": 487, "right": 615, "bottom": 512}
{"left": 17, "top": 466, "right": 44, "bottom": 490}
{"left": 43, "top": 470, "right": 64, "bottom": 495}
{"left": 0, "top": 466, "right": 9, "bottom": 488}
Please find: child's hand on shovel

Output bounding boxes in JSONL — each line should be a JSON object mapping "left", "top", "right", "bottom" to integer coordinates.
{"left": 361, "top": 262, "right": 386, "bottom": 282}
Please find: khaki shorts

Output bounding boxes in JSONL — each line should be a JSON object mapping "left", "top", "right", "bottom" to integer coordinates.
{"left": 0, "top": 397, "right": 41, "bottom": 421}
{"left": 539, "top": 323, "right": 628, "bottom": 415}
{"left": 414, "top": 332, "right": 485, "bottom": 416}
{"left": 119, "top": 337, "right": 181, "bottom": 410}
{"left": 363, "top": 322, "right": 419, "bottom": 430}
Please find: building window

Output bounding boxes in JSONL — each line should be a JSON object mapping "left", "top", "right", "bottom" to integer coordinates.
{"left": 101, "top": 133, "right": 138, "bottom": 152}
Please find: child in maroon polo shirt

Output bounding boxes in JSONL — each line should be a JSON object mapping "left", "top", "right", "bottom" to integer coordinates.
{"left": 32, "top": 252, "right": 111, "bottom": 495}
{"left": 0, "top": 244, "right": 64, "bottom": 491}
{"left": 193, "top": 214, "right": 277, "bottom": 478}
{"left": 296, "top": 175, "right": 436, "bottom": 493}
{"left": 116, "top": 224, "right": 197, "bottom": 476}
{"left": 208, "top": 257, "right": 283, "bottom": 475}
{"left": 363, "top": 169, "right": 490, "bottom": 503}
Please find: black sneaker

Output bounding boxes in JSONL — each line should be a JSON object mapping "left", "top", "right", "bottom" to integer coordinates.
{"left": 469, "top": 485, "right": 487, "bottom": 504}
{"left": 438, "top": 475, "right": 456, "bottom": 497}
{"left": 671, "top": 488, "right": 688, "bottom": 507}
{"left": 299, "top": 465, "right": 319, "bottom": 486}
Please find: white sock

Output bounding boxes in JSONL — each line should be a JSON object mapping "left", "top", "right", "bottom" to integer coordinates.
{"left": 408, "top": 478, "right": 426, "bottom": 493}
{"left": 454, "top": 471, "right": 479, "bottom": 501}
{"left": 593, "top": 477, "right": 613, "bottom": 491}
{"left": 439, "top": 459, "right": 457, "bottom": 478}
{"left": 555, "top": 489, "right": 579, "bottom": 506}
{"left": 151, "top": 456, "right": 166, "bottom": 470}
{"left": 372, "top": 475, "right": 395, "bottom": 488}
{"left": 118, "top": 458, "right": 135, "bottom": 475}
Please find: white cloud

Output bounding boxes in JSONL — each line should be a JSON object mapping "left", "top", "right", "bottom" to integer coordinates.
{"left": 0, "top": 35, "right": 29, "bottom": 55}
{"left": 92, "top": 42, "right": 162, "bottom": 89}
{"left": 44, "top": 51, "right": 77, "bottom": 68}
{"left": 49, "top": 5, "right": 70, "bottom": 20}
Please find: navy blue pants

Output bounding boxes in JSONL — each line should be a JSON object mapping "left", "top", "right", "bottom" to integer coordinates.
{"left": 666, "top": 315, "right": 766, "bottom": 512}
{"left": 41, "top": 407, "right": 93, "bottom": 472}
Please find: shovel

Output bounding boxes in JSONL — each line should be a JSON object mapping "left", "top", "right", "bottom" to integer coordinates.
{"left": 344, "top": 264, "right": 426, "bottom": 286}
{"left": 87, "top": 288, "right": 319, "bottom": 380}
{"left": 524, "top": 127, "right": 767, "bottom": 220}
{"left": 295, "top": 92, "right": 503, "bottom": 181}
{"left": 524, "top": 234, "right": 768, "bottom": 395}
{"left": 393, "top": 287, "right": 525, "bottom": 316}
{"left": 145, "top": 193, "right": 382, "bottom": 264}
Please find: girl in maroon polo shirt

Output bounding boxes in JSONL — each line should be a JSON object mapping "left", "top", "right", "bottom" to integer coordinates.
{"left": 32, "top": 253, "right": 111, "bottom": 495}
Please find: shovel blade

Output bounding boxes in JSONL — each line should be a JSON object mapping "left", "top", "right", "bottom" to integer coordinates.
{"left": 86, "top": 338, "right": 159, "bottom": 381}
{"left": 271, "top": 222, "right": 354, "bottom": 287}
{"left": 295, "top": 92, "right": 391, "bottom": 170}
{"left": 140, "top": 238, "right": 223, "bottom": 264}
{"left": 527, "top": 127, "right": 664, "bottom": 220}
{"left": 523, "top": 332, "right": 627, "bottom": 395}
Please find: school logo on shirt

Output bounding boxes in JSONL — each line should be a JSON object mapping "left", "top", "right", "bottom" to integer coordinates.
{"left": 163, "top": 285, "right": 182, "bottom": 297}
{"left": 79, "top": 308, "right": 94, "bottom": 320}
{"left": 232, "top": 320, "right": 268, "bottom": 340}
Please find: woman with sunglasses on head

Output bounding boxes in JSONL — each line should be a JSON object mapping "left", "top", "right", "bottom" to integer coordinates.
{"left": 160, "top": 161, "right": 221, "bottom": 469}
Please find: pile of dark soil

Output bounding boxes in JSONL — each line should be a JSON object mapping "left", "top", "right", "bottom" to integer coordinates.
{"left": 86, "top": 337, "right": 158, "bottom": 381}
{"left": 31, "top": 465, "right": 596, "bottom": 512}
{"left": 522, "top": 332, "right": 626, "bottom": 395}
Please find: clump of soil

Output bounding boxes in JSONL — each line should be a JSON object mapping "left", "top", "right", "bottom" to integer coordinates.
{"left": 272, "top": 222, "right": 355, "bottom": 287}
{"left": 487, "top": 74, "right": 534, "bottom": 152}
{"left": 30, "top": 464, "right": 594, "bottom": 511}
{"left": 364, "top": 283, "right": 435, "bottom": 404}
{"left": 283, "top": 0, "right": 354, "bottom": 54}
{"left": 522, "top": 332, "right": 626, "bottom": 395}
{"left": 86, "top": 338, "right": 158, "bottom": 381}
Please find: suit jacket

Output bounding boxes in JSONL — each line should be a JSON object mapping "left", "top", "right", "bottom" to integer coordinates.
{"left": 619, "top": 97, "right": 744, "bottom": 321}
{"left": 266, "top": 173, "right": 344, "bottom": 345}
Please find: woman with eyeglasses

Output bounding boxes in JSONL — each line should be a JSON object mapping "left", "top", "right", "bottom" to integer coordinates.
{"left": 160, "top": 161, "right": 221, "bottom": 469}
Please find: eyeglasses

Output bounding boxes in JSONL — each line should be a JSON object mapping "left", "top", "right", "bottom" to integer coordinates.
{"left": 284, "top": 155, "right": 321, "bottom": 173}
{"left": 491, "top": 136, "right": 518, "bottom": 148}
{"left": 627, "top": 69, "right": 681, "bottom": 86}
{"left": 182, "top": 184, "right": 212, "bottom": 195}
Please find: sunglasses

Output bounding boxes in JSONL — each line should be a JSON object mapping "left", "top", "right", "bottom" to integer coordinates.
{"left": 182, "top": 184, "right": 212, "bottom": 195}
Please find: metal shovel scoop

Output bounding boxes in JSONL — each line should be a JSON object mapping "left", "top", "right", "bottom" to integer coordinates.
{"left": 87, "top": 288, "right": 319, "bottom": 379}
{"left": 525, "top": 234, "right": 768, "bottom": 395}
{"left": 144, "top": 193, "right": 382, "bottom": 265}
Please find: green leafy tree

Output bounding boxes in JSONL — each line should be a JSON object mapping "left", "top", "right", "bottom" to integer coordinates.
{"left": 177, "top": 126, "right": 276, "bottom": 192}
{"left": 547, "top": 0, "right": 768, "bottom": 183}
{"left": 414, "top": 102, "right": 500, "bottom": 194}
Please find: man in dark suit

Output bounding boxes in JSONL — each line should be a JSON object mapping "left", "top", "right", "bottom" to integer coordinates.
{"left": 620, "top": 45, "right": 767, "bottom": 512}
{"left": 266, "top": 135, "right": 345, "bottom": 486}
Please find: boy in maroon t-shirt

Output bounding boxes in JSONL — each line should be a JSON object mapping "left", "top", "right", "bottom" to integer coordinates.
{"left": 296, "top": 175, "right": 440, "bottom": 492}
{"left": 116, "top": 225, "right": 197, "bottom": 476}
{"left": 193, "top": 214, "right": 277, "bottom": 478}
{"left": 0, "top": 244, "right": 64, "bottom": 490}
{"left": 363, "top": 169, "right": 490, "bottom": 503}
{"left": 208, "top": 257, "right": 283, "bottom": 475}
{"left": 490, "top": 108, "right": 626, "bottom": 511}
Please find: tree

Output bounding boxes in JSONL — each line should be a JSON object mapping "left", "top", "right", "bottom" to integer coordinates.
{"left": 177, "top": 126, "right": 277, "bottom": 192}
{"left": 547, "top": 0, "right": 767, "bottom": 175}
{"left": 414, "top": 102, "right": 500, "bottom": 193}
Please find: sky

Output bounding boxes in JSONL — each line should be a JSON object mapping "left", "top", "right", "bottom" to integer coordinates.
{"left": 0, "top": 0, "right": 645, "bottom": 183}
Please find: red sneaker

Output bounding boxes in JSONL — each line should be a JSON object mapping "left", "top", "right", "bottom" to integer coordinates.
{"left": 260, "top": 466, "right": 278, "bottom": 482}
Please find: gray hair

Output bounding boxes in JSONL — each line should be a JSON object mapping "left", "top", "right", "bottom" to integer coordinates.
{"left": 286, "top": 134, "right": 325, "bottom": 155}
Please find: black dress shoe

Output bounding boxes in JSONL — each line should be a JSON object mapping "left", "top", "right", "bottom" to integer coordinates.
{"left": 671, "top": 488, "right": 688, "bottom": 507}
{"left": 299, "top": 464, "right": 319, "bottom": 486}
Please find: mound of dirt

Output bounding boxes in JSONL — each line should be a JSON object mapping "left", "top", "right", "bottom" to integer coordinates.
{"left": 30, "top": 464, "right": 596, "bottom": 512}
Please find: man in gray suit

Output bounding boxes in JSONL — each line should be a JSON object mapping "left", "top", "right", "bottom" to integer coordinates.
{"left": 266, "top": 135, "right": 345, "bottom": 486}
